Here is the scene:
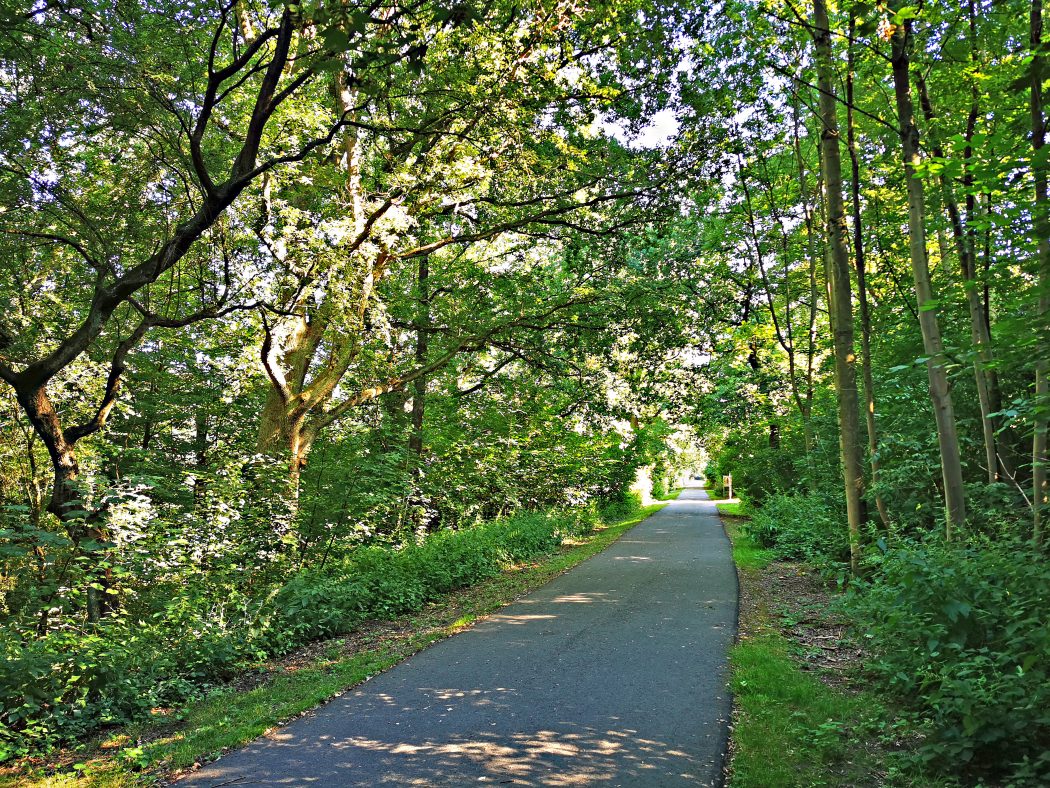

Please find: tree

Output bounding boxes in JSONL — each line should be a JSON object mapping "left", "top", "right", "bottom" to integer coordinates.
{"left": 889, "top": 10, "right": 967, "bottom": 536}
{"left": 248, "top": 1, "right": 695, "bottom": 497}
{"left": 1030, "top": 0, "right": 1049, "bottom": 545}
{"left": 811, "top": 0, "right": 865, "bottom": 572}
{"left": 0, "top": 2, "right": 413, "bottom": 521}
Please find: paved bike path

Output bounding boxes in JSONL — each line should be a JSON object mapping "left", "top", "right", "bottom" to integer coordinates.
{"left": 179, "top": 485, "right": 737, "bottom": 786}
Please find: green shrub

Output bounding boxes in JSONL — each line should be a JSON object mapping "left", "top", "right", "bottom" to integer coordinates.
{"left": 0, "top": 599, "right": 265, "bottom": 762}
{"left": 846, "top": 538, "right": 1050, "bottom": 782}
{"left": 565, "top": 501, "right": 601, "bottom": 535}
{"left": 651, "top": 475, "right": 669, "bottom": 500}
{"left": 497, "top": 512, "right": 563, "bottom": 558}
{"left": 273, "top": 512, "right": 564, "bottom": 641}
{"left": 0, "top": 506, "right": 596, "bottom": 760}
{"left": 600, "top": 492, "right": 643, "bottom": 524}
{"left": 743, "top": 492, "right": 850, "bottom": 565}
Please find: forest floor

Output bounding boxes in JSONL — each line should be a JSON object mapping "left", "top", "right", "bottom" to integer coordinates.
{"left": 5, "top": 498, "right": 680, "bottom": 788}
{"left": 718, "top": 504, "right": 894, "bottom": 787}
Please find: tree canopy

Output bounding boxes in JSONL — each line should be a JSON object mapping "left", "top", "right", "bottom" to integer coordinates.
{"left": 1, "top": 0, "right": 1048, "bottom": 781}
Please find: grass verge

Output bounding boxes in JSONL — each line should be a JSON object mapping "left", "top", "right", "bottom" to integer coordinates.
{"left": 716, "top": 500, "right": 747, "bottom": 518}
{"left": 6, "top": 503, "right": 667, "bottom": 788}
{"left": 722, "top": 521, "right": 882, "bottom": 787}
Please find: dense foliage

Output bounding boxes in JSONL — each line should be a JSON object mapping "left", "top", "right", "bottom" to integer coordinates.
{"left": 0, "top": 0, "right": 700, "bottom": 761}
{"left": 849, "top": 538, "right": 1050, "bottom": 781}
{"left": 1, "top": 0, "right": 1048, "bottom": 782}
{"left": 0, "top": 502, "right": 636, "bottom": 759}
{"left": 685, "top": 0, "right": 1050, "bottom": 783}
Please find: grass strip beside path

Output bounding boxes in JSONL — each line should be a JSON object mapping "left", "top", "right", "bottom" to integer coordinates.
{"left": 8, "top": 503, "right": 667, "bottom": 788}
{"left": 720, "top": 516, "right": 881, "bottom": 787}
{"left": 716, "top": 500, "right": 747, "bottom": 518}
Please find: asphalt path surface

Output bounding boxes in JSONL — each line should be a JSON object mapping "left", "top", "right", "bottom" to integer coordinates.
{"left": 178, "top": 484, "right": 738, "bottom": 787}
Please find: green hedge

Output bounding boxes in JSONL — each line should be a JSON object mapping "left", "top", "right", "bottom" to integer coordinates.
{"left": 742, "top": 492, "right": 850, "bottom": 565}
{"left": 0, "top": 505, "right": 620, "bottom": 761}
{"left": 276, "top": 511, "right": 567, "bottom": 641}
{"left": 846, "top": 538, "right": 1050, "bottom": 783}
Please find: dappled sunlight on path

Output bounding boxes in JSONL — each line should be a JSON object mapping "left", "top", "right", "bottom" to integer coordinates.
{"left": 179, "top": 485, "right": 736, "bottom": 787}
{"left": 225, "top": 723, "right": 705, "bottom": 786}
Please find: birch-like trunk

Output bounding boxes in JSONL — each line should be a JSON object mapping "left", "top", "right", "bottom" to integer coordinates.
{"left": 916, "top": 73, "right": 1011, "bottom": 486}
{"left": 890, "top": 20, "right": 967, "bottom": 536}
{"left": 790, "top": 94, "right": 820, "bottom": 459}
{"left": 1030, "top": 0, "right": 1049, "bottom": 545}
{"left": 408, "top": 254, "right": 430, "bottom": 468}
{"left": 813, "top": 0, "right": 864, "bottom": 573}
{"left": 846, "top": 15, "right": 890, "bottom": 529}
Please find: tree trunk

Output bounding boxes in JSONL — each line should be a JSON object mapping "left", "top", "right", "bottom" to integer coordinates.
{"left": 255, "top": 69, "right": 371, "bottom": 496}
{"left": 813, "top": 0, "right": 864, "bottom": 574}
{"left": 890, "top": 20, "right": 968, "bottom": 536}
{"left": 1031, "top": 0, "right": 1049, "bottom": 546}
{"left": 256, "top": 393, "right": 313, "bottom": 499}
{"left": 193, "top": 411, "right": 209, "bottom": 510}
{"left": 14, "top": 382, "right": 112, "bottom": 620}
{"left": 846, "top": 15, "right": 890, "bottom": 529}
{"left": 408, "top": 255, "right": 430, "bottom": 467}
{"left": 790, "top": 93, "right": 820, "bottom": 459}
{"left": 915, "top": 72, "right": 1011, "bottom": 486}
{"left": 15, "top": 384, "right": 80, "bottom": 521}
{"left": 738, "top": 158, "right": 810, "bottom": 456}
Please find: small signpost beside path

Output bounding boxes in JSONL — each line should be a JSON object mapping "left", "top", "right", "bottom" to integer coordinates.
{"left": 722, "top": 473, "right": 733, "bottom": 500}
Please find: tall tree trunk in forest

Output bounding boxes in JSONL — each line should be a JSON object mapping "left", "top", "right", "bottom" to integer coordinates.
{"left": 982, "top": 192, "right": 994, "bottom": 340}
{"left": 965, "top": 0, "right": 1022, "bottom": 481}
{"left": 890, "top": 20, "right": 967, "bottom": 536}
{"left": 15, "top": 423, "right": 52, "bottom": 634}
{"left": 789, "top": 94, "right": 820, "bottom": 459}
{"left": 738, "top": 159, "right": 807, "bottom": 454}
{"left": 813, "top": 0, "right": 864, "bottom": 574}
{"left": 13, "top": 384, "right": 115, "bottom": 621}
{"left": 742, "top": 339, "right": 779, "bottom": 449}
{"left": 256, "top": 70, "right": 370, "bottom": 498}
{"left": 846, "top": 16, "right": 890, "bottom": 529}
{"left": 256, "top": 311, "right": 323, "bottom": 499}
{"left": 193, "top": 411, "right": 209, "bottom": 510}
{"left": 1031, "top": 0, "right": 1049, "bottom": 546}
{"left": 409, "top": 255, "right": 430, "bottom": 469}
{"left": 141, "top": 382, "right": 156, "bottom": 451}
{"left": 916, "top": 72, "right": 1010, "bottom": 486}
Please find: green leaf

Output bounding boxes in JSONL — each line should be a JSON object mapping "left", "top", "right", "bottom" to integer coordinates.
{"left": 320, "top": 27, "right": 350, "bottom": 51}
{"left": 891, "top": 5, "right": 920, "bottom": 25}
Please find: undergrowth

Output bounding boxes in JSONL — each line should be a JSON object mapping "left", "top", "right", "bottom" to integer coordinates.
{"left": 728, "top": 490, "right": 1050, "bottom": 786}
{"left": 725, "top": 522, "right": 880, "bottom": 787}
{"left": 3, "top": 500, "right": 663, "bottom": 786}
{"left": 0, "top": 502, "right": 622, "bottom": 763}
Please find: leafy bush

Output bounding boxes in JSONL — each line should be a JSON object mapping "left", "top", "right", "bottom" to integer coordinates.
{"left": 743, "top": 492, "right": 850, "bottom": 565}
{"left": 846, "top": 538, "right": 1050, "bottom": 782}
{"left": 0, "top": 506, "right": 610, "bottom": 759}
{"left": 703, "top": 429, "right": 809, "bottom": 507}
{"left": 0, "top": 600, "right": 264, "bottom": 761}
{"left": 566, "top": 501, "right": 602, "bottom": 535}
{"left": 601, "top": 491, "right": 643, "bottom": 523}
{"left": 650, "top": 475, "right": 669, "bottom": 500}
{"left": 276, "top": 510, "right": 570, "bottom": 642}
